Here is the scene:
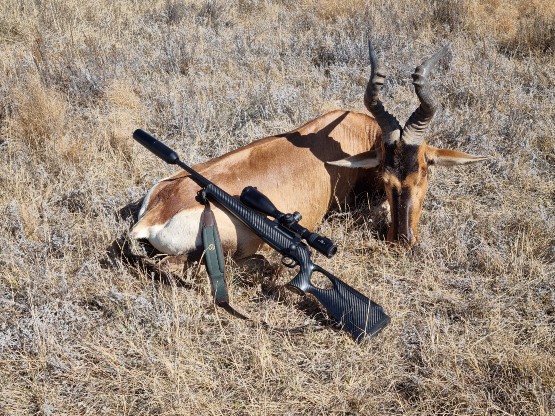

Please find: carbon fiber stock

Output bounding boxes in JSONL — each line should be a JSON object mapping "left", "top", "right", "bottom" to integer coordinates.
{"left": 202, "top": 184, "right": 390, "bottom": 340}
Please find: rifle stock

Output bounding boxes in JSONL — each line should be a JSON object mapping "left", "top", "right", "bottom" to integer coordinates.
{"left": 287, "top": 265, "right": 390, "bottom": 341}
{"left": 132, "top": 129, "right": 390, "bottom": 341}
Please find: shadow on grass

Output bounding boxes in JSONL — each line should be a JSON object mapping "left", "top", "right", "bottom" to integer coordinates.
{"left": 104, "top": 199, "right": 197, "bottom": 289}
{"left": 105, "top": 235, "right": 196, "bottom": 290}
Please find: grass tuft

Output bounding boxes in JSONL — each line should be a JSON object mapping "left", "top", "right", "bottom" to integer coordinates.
{"left": 11, "top": 76, "right": 67, "bottom": 153}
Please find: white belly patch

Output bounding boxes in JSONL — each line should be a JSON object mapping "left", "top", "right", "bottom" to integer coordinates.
{"left": 130, "top": 209, "right": 204, "bottom": 256}
{"left": 130, "top": 204, "right": 261, "bottom": 258}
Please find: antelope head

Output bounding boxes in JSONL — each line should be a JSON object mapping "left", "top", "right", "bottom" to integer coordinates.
{"left": 330, "top": 42, "right": 488, "bottom": 246}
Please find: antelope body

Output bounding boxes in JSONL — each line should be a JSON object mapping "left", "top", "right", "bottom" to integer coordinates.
{"left": 130, "top": 110, "right": 381, "bottom": 259}
{"left": 130, "top": 42, "right": 487, "bottom": 259}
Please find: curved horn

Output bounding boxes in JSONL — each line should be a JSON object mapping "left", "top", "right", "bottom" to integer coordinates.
{"left": 402, "top": 44, "right": 450, "bottom": 145}
{"left": 364, "top": 40, "right": 401, "bottom": 145}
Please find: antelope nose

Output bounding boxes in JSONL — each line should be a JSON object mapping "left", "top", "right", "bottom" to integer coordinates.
{"left": 399, "top": 228, "right": 415, "bottom": 245}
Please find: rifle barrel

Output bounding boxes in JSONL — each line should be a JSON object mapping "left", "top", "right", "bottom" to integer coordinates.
{"left": 133, "top": 129, "right": 212, "bottom": 188}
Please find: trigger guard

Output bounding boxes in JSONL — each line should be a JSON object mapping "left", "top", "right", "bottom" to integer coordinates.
{"left": 281, "top": 256, "right": 298, "bottom": 268}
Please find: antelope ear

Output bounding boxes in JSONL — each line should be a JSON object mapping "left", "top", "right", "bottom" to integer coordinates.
{"left": 426, "top": 146, "right": 490, "bottom": 167}
{"left": 327, "top": 149, "right": 381, "bottom": 169}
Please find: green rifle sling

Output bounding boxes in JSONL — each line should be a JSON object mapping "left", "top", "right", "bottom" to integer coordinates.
{"left": 199, "top": 199, "right": 316, "bottom": 332}
{"left": 201, "top": 202, "right": 229, "bottom": 305}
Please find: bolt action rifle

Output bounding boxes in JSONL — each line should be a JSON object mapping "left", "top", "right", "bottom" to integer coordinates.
{"left": 133, "top": 129, "right": 390, "bottom": 342}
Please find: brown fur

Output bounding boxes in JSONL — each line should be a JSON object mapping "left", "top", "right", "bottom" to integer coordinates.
{"left": 131, "top": 110, "right": 383, "bottom": 258}
{"left": 132, "top": 107, "right": 488, "bottom": 256}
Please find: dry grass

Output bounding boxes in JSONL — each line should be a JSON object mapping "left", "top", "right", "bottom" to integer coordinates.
{"left": 1, "top": 0, "right": 554, "bottom": 415}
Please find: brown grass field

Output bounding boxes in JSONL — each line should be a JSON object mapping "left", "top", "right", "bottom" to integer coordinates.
{"left": 1, "top": 0, "right": 554, "bottom": 414}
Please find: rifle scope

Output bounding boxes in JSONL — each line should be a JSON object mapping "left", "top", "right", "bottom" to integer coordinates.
{"left": 240, "top": 186, "right": 337, "bottom": 258}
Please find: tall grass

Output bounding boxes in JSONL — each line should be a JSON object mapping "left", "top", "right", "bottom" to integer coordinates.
{"left": 1, "top": 0, "right": 554, "bottom": 414}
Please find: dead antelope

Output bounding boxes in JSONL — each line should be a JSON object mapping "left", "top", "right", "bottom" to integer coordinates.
{"left": 130, "top": 42, "right": 487, "bottom": 259}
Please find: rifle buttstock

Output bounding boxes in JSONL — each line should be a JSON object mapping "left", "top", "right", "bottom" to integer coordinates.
{"left": 287, "top": 264, "right": 390, "bottom": 342}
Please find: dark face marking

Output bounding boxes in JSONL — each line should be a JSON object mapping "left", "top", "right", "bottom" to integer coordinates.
{"left": 383, "top": 142, "right": 421, "bottom": 180}
{"left": 382, "top": 141, "right": 427, "bottom": 245}
{"left": 389, "top": 186, "right": 415, "bottom": 243}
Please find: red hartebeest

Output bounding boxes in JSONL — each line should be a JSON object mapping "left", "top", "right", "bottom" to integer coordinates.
{"left": 130, "top": 42, "right": 487, "bottom": 259}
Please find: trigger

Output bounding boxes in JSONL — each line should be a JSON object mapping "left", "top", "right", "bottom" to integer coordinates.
{"left": 281, "top": 256, "right": 298, "bottom": 268}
